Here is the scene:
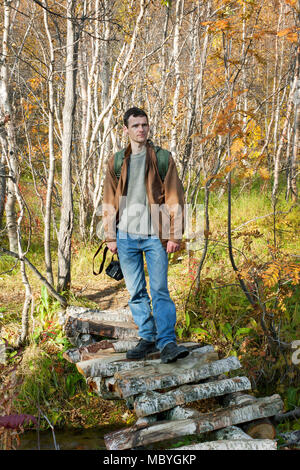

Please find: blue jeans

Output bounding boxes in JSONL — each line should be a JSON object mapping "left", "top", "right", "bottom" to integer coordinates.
{"left": 116, "top": 230, "right": 177, "bottom": 351}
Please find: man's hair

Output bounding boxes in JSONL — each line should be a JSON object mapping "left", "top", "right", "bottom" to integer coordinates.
{"left": 123, "top": 107, "right": 148, "bottom": 128}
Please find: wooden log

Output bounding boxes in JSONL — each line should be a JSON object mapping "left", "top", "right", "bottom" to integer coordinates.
{"left": 104, "top": 394, "right": 283, "bottom": 450}
{"left": 164, "top": 406, "right": 202, "bottom": 421}
{"left": 171, "top": 439, "right": 277, "bottom": 450}
{"left": 63, "top": 340, "right": 140, "bottom": 363}
{"left": 136, "top": 416, "right": 157, "bottom": 426}
{"left": 241, "top": 418, "right": 276, "bottom": 440}
{"left": 62, "top": 306, "right": 133, "bottom": 324}
{"left": 223, "top": 393, "right": 276, "bottom": 439}
{"left": 76, "top": 345, "right": 217, "bottom": 379}
{"left": 133, "top": 376, "right": 251, "bottom": 417}
{"left": 113, "top": 355, "right": 241, "bottom": 399}
{"left": 87, "top": 376, "right": 120, "bottom": 400}
{"left": 65, "top": 316, "right": 138, "bottom": 340}
{"left": 278, "top": 430, "right": 300, "bottom": 446}
{"left": 222, "top": 391, "right": 256, "bottom": 407}
{"left": 214, "top": 425, "right": 253, "bottom": 440}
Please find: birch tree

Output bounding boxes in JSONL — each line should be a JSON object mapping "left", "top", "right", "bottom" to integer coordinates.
{"left": 57, "top": 0, "right": 79, "bottom": 292}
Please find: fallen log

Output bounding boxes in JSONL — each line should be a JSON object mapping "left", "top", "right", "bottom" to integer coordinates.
{"left": 65, "top": 316, "right": 138, "bottom": 341}
{"left": 273, "top": 407, "right": 300, "bottom": 424}
{"left": 76, "top": 345, "right": 216, "bottom": 379}
{"left": 63, "top": 340, "right": 139, "bottom": 363}
{"left": 222, "top": 393, "right": 276, "bottom": 439}
{"left": 61, "top": 306, "right": 133, "bottom": 325}
{"left": 87, "top": 376, "right": 120, "bottom": 400}
{"left": 278, "top": 430, "right": 300, "bottom": 447}
{"left": 104, "top": 394, "right": 283, "bottom": 450}
{"left": 214, "top": 425, "right": 253, "bottom": 440}
{"left": 170, "top": 439, "right": 277, "bottom": 450}
{"left": 164, "top": 406, "right": 202, "bottom": 421}
{"left": 113, "top": 355, "right": 241, "bottom": 399}
{"left": 241, "top": 418, "right": 276, "bottom": 440}
{"left": 133, "top": 376, "right": 251, "bottom": 417}
{"left": 222, "top": 391, "right": 256, "bottom": 407}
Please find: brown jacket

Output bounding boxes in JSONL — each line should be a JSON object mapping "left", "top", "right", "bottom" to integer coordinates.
{"left": 102, "top": 141, "right": 185, "bottom": 248}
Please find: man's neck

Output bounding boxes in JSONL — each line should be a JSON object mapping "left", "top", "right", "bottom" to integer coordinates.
{"left": 130, "top": 141, "right": 146, "bottom": 155}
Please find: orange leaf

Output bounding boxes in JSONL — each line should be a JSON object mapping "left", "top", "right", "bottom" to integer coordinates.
{"left": 277, "top": 28, "right": 293, "bottom": 37}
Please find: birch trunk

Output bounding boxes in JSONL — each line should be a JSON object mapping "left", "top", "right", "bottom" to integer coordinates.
{"left": 43, "top": 0, "right": 55, "bottom": 286}
{"left": 289, "top": 30, "right": 300, "bottom": 201}
{"left": 172, "top": 439, "right": 277, "bottom": 451}
{"left": 114, "top": 355, "right": 241, "bottom": 398}
{"left": 1, "top": 0, "right": 18, "bottom": 252}
{"left": 133, "top": 376, "right": 251, "bottom": 417}
{"left": 57, "top": 0, "right": 78, "bottom": 292}
{"left": 170, "top": 0, "right": 184, "bottom": 160}
{"left": 0, "top": 153, "right": 5, "bottom": 227}
{"left": 77, "top": 344, "right": 213, "bottom": 379}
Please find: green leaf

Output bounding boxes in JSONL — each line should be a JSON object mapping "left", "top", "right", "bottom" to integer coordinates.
{"left": 176, "top": 327, "right": 184, "bottom": 340}
{"left": 185, "top": 312, "right": 190, "bottom": 328}
{"left": 190, "top": 327, "right": 210, "bottom": 337}
{"left": 235, "top": 327, "right": 253, "bottom": 338}
{"left": 220, "top": 322, "right": 233, "bottom": 341}
{"left": 41, "top": 285, "right": 49, "bottom": 311}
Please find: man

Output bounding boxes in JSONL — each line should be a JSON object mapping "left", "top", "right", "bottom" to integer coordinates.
{"left": 102, "top": 107, "right": 189, "bottom": 363}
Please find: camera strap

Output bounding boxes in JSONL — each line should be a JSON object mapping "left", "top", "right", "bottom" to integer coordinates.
{"left": 93, "top": 241, "right": 109, "bottom": 275}
{"left": 92, "top": 241, "right": 119, "bottom": 276}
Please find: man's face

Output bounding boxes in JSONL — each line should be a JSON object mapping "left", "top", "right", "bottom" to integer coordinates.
{"left": 123, "top": 115, "right": 149, "bottom": 145}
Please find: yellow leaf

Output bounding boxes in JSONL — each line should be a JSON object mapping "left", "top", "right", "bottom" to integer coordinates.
{"left": 231, "top": 138, "right": 244, "bottom": 155}
{"left": 259, "top": 168, "right": 270, "bottom": 180}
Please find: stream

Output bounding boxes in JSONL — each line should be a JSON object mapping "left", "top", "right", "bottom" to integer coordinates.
{"left": 18, "top": 426, "right": 171, "bottom": 450}
{"left": 18, "top": 426, "right": 122, "bottom": 450}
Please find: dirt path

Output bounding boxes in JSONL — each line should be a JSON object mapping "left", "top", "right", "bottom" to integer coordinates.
{"left": 72, "top": 277, "right": 130, "bottom": 311}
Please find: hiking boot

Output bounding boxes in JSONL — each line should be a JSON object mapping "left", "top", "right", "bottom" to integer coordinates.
{"left": 160, "top": 342, "right": 189, "bottom": 364}
{"left": 126, "top": 338, "right": 158, "bottom": 360}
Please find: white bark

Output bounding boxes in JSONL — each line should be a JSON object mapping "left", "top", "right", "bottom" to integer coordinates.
{"left": 1, "top": 0, "right": 18, "bottom": 252}
{"left": 214, "top": 425, "right": 253, "bottom": 441}
{"left": 133, "top": 376, "right": 251, "bottom": 417}
{"left": 170, "top": 0, "right": 184, "bottom": 159}
{"left": 114, "top": 355, "right": 240, "bottom": 399}
{"left": 57, "top": 0, "right": 78, "bottom": 292}
{"left": 43, "top": 0, "right": 55, "bottom": 286}
{"left": 173, "top": 439, "right": 277, "bottom": 450}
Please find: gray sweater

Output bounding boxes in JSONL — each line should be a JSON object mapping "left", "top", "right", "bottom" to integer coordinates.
{"left": 118, "top": 149, "right": 155, "bottom": 236}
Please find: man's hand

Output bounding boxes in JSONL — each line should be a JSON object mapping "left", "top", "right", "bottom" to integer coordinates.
{"left": 107, "top": 241, "right": 118, "bottom": 254}
{"left": 166, "top": 240, "right": 180, "bottom": 253}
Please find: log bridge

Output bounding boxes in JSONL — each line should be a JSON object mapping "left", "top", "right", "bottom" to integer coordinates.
{"left": 60, "top": 306, "right": 284, "bottom": 451}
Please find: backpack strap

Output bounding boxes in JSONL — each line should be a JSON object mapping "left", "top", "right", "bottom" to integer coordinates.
{"left": 154, "top": 146, "right": 170, "bottom": 182}
{"left": 113, "top": 145, "right": 170, "bottom": 182}
{"left": 114, "top": 149, "right": 126, "bottom": 179}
